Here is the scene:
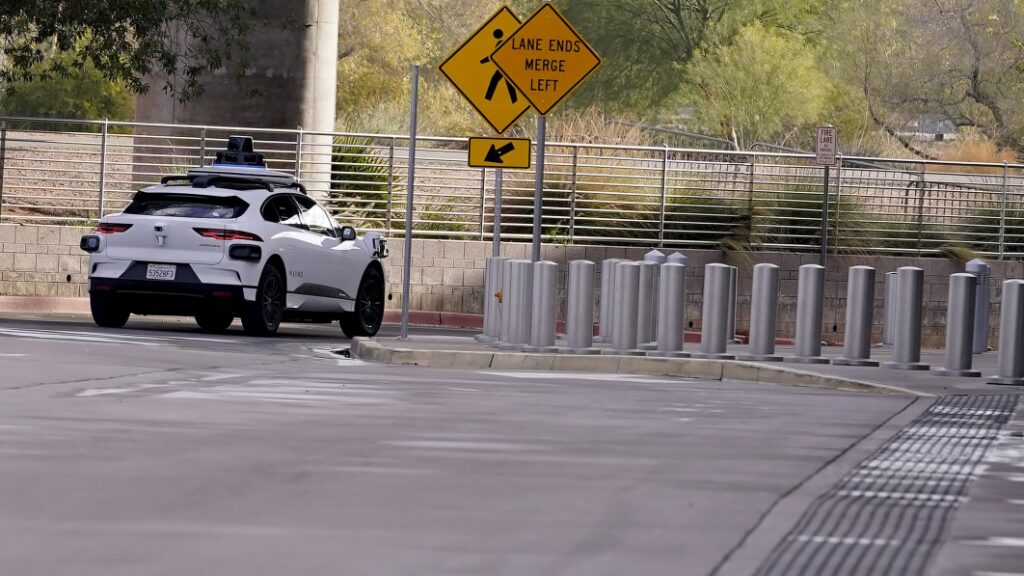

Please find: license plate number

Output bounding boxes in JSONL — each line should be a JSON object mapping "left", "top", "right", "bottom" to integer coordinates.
{"left": 146, "top": 264, "right": 176, "bottom": 281}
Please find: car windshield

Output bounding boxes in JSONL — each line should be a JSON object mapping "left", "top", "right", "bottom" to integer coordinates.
{"left": 124, "top": 192, "right": 249, "bottom": 219}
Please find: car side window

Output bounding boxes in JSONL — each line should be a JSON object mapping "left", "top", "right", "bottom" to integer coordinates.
{"left": 294, "top": 196, "right": 337, "bottom": 237}
{"left": 262, "top": 195, "right": 303, "bottom": 229}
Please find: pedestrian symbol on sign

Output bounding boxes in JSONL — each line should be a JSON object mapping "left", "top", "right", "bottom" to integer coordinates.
{"left": 439, "top": 6, "right": 531, "bottom": 134}
{"left": 480, "top": 28, "right": 518, "bottom": 104}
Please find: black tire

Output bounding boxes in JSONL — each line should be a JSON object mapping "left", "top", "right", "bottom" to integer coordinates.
{"left": 90, "top": 293, "right": 130, "bottom": 328}
{"left": 340, "top": 267, "right": 385, "bottom": 338}
{"left": 195, "top": 309, "right": 234, "bottom": 332}
{"left": 241, "top": 265, "right": 286, "bottom": 336}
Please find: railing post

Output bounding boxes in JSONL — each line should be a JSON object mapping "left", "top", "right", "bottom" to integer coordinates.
{"left": 0, "top": 119, "right": 7, "bottom": 223}
{"left": 747, "top": 157, "right": 756, "bottom": 213}
{"left": 294, "top": 127, "right": 304, "bottom": 180}
{"left": 658, "top": 145, "right": 668, "bottom": 247}
{"left": 385, "top": 137, "right": 395, "bottom": 236}
{"left": 834, "top": 154, "right": 844, "bottom": 251}
{"left": 999, "top": 162, "right": 1008, "bottom": 260}
{"left": 916, "top": 166, "right": 926, "bottom": 256}
{"left": 97, "top": 119, "right": 109, "bottom": 218}
{"left": 198, "top": 127, "right": 207, "bottom": 166}
{"left": 479, "top": 168, "right": 487, "bottom": 241}
{"left": 569, "top": 145, "right": 578, "bottom": 244}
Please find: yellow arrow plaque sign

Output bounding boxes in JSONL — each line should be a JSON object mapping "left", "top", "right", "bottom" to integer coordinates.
{"left": 490, "top": 4, "right": 601, "bottom": 116}
{"left": 439, "top": 7, "right": 531, "bottom": 134}
{"left": 468, "top": 137, "right": 532, "bottom": 169}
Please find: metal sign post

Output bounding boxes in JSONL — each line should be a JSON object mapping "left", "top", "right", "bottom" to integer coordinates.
{"left": 400, "top": 65, "right": 420, "bottom": 340}
{"left": 493, "top": 168, "right": 503, "bottom": 257}
{"left": 532, "top": 118, "right": 546, "bottom": 262}
{"left": 815, "top": 126, "right": 838, "bottom": 268}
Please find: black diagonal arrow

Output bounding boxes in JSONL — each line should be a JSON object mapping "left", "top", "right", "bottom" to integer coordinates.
{"left": 485, "top": 142, "right": 516, "bottom": 164}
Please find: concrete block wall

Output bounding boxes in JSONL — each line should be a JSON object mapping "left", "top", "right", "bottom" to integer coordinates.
{"left": 0, "top": 225, "right": 90, "bottom": 297}
{"left": 3, "top": 224, "right": 1022, "bottom": 348}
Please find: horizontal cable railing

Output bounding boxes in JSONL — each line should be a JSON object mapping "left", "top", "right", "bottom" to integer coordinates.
{"left": 0, "top": 116, "right": 1022, "bottom": 257}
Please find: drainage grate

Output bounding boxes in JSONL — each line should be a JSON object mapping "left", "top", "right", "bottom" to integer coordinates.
{"left": 754, "top": 393, "right": 1021, "bottom": 576}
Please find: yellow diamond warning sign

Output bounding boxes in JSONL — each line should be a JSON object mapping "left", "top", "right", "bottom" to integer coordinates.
{"left": 468, "top": 137, "right": 531, "bottom": 169}
{"left": 490, "top": 4, "right": 601, "bottom": 116}
{"left": 439, "top": 7, "right": 531, "bottom": 134}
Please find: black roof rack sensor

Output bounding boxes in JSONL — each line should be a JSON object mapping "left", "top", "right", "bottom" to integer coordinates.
{"left": 190, "top": 175, "right": 274, "bottom": 192}
{"left": 160, "top": 175, "right": 192, "bottom": 185}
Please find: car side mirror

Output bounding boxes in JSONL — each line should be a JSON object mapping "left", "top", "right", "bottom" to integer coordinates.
{"left": 340, "top": 226, "right": 357, "bottom": 241}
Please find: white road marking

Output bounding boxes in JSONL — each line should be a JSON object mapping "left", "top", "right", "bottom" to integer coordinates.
{"left": 0, "top": 353, "right": 28, "bottom": 357}
{"left": 0, "top": 328, "right": 160, "bottom": 346}
{"left": 967, "top": 537, "right": 1024, "bottom": 548}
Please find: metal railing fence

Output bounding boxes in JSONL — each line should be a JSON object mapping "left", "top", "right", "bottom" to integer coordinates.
{"left": 0, "top": 116, "right": 1022, "bottom": 258}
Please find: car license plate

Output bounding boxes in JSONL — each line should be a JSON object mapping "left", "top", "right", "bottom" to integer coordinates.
{"left": 146, "top": 263, "right": 176, "bottom": 281}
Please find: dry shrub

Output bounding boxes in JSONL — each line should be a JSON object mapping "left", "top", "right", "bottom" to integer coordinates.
{"left": 932, "top": 137, "right": 1018, "bottom": 174}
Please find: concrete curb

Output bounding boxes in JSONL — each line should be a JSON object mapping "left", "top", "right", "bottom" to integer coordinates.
{"left": 349, "top": 338, "right": 923, "bottom": 397}
{"left": 0, "top": 296, "right": 91, "bottom": 314}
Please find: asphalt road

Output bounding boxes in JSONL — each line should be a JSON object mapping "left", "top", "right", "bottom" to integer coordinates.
{"left": 0, "top": 314, "right": 1017, "bottom": 575}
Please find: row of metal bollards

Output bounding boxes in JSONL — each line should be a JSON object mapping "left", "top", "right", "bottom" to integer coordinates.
{"left": 476, "top": 255, "right": 1024, "bottom": 385}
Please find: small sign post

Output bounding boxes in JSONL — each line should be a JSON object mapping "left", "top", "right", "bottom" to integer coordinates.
{"left": 815, "top": 126, "right": 838, "bottom": 267}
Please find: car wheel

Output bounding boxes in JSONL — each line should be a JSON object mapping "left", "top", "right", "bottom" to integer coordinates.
{"left": 242, "top": 265, "right": 285, "bottom": 336}
{"left": 196, "top": 309, "right": 234, "bottom": 332}
{"left": 90, "top": 293, "right": 130, "bottom": 328}
{"left": 340, "top": 267, "right": 385, "bottom": 338}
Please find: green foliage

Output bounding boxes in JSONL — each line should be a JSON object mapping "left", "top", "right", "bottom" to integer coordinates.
{"left": 0, "top": 1, "right": 260, "bottom": 102}
{"left": 960, "top": 203, "right": 1024, "bottom": 255}
{"left": 685, "top": 23, "right": 830, "bottom": 148}
{"left": 0, "top": 49, "right": 134, "bottom": 125}
{"left": 328, "top": 137, "right": 391, "bottom": 228}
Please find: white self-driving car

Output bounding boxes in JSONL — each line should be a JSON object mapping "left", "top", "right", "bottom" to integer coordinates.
{"left": 81, "top": 136, "right": 389, "bottom": 337}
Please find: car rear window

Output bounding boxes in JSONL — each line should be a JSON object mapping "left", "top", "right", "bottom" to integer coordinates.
{"left": 124, "top": 192, "right": 249, "bottom": 219}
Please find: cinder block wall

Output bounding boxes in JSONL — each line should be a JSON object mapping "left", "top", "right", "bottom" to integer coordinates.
{"left": 4, "top": 225, "right": 1022, "bottom": 348}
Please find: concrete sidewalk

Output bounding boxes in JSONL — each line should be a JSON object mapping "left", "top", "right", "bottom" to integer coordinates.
{"left": 350, "top": 335, "right": 1019, "bottom": 398}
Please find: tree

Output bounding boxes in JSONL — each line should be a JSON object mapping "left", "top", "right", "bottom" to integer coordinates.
{"left": 0, "top": 1, "right": 258, "bottom": 102}
{"left": 685, "top": 23, "right": 830, "bottom": 148}
{"left": 825, "top": 0, "right": 1024, "bottom": 155}
{"left": 554, "top": 0, "right": 822, "bottom": 117}
{"left": 0, "top": 47, "right": 134, "bottom": 122}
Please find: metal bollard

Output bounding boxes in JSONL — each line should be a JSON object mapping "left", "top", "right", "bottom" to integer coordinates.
{"left": 966, "top": 258, "right": 991, "bottom": 353}
{"left": 637, "top": 261, "right": 658, "bottom": 347}
{"left": 644, "top": 250, "right": 667, "bottom": 346}
{"left": 988, "top": 279, "right": 1024, "bottom": 386}
{"left": 692, "top": 263, "right": 735, "bottom": 359}
{"left": 667, "top": 252, "right": 688, "bottom": 266}
{"left": 727, "top": 266, "right": 740, "bottom": 343}
{"left": 786, "top": 264, "right": 829, "bottom": 364}
{"left": 834, "top": 266, "right": 879, "bottom": 367}
{"left": 596, "top": 258, "right": 620, "bottom": 343}
{"left": 496, "top": 259, "right": 516, "bottom": 345}
{"left": 497, "top": 260, "right": 533, "bottom": 349}
{"left": 475, "top": 257, "right": 505, "bottom": 343}
{"left": 525, "top": 261, "right": 558, "bottom": 352}
{"left": 649, "top": 262, "right": 689, "bottom": 358}
{"left": 882, "top": 266, "right": 930, "bottom": 370}
{"left": 936, "top": 273, "right": 980, "bottom": 377}
{"left": 739, "top": 263, "right": 782, "bottom": 362}
{"left": 882, "top": 271, "right": 897, "bottom": 346}
{"left": 604, "top": 261, "right": 644, "bottom": 355}
{"left": 565, "top": 260, "right": 600, "bottom": 355}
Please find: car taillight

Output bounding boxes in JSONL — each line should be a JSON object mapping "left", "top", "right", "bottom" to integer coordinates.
{"left": 193, "top": 228, "right": 263, "bottom": 242}
{"left": 96, "top": 223, "right": 132, "bottom": 234}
